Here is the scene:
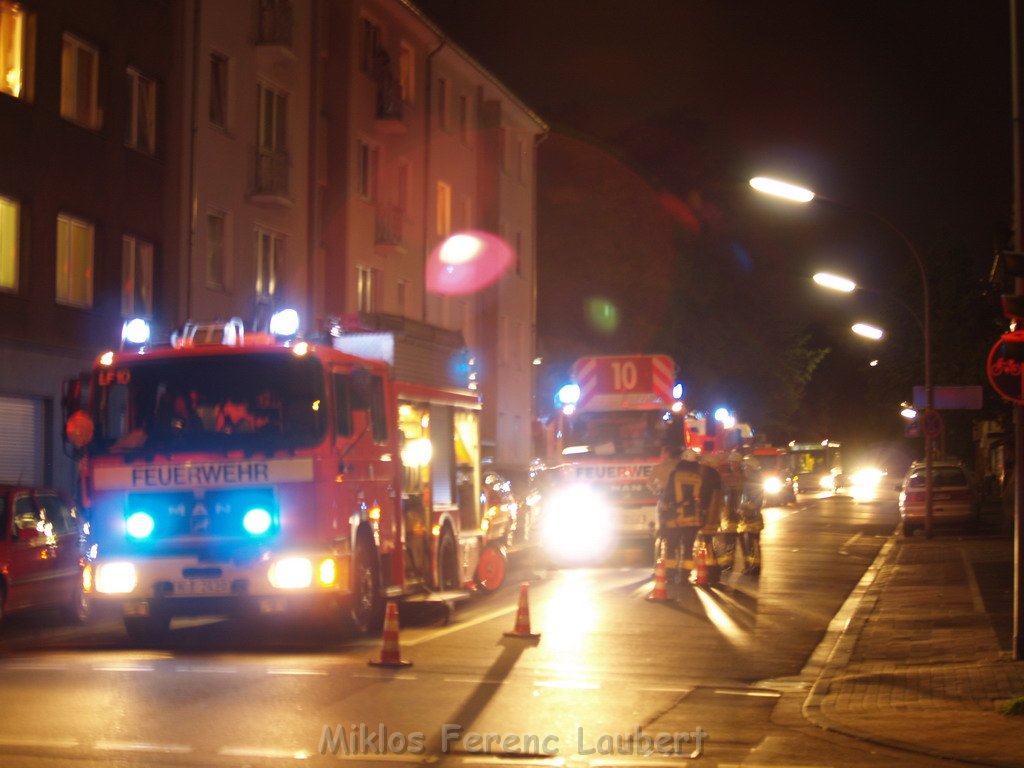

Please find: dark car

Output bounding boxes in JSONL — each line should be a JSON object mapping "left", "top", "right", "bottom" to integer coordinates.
{"left": 0, "top": 485, "right": 91, "bottom": 626}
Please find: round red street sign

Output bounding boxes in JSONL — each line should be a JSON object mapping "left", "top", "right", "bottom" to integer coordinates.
{"left": 922, "top": 409, "right": 943, "bottom": 439}
{"left": 988, "top": 330, "right": 1024, "bottom": 404}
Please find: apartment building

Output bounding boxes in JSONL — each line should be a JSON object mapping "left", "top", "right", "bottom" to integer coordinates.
{"left": 0, "top": 0, "right": 544, "bottom": 493}
{"left": 0, "top": 0, "right": 177, "bottom": 487}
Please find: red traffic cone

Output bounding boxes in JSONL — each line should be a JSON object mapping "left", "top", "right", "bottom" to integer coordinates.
{"left": 504, "top": 582, "right": 541, "bottom": 639}
{"left": 692, "top": 540, "right": 709, "bottom": 587}
{"left": 369, "top": 601, "right": 412, "bottom": 667}
{"left": 647, "top": 557, "right": 670, "bottom": 601}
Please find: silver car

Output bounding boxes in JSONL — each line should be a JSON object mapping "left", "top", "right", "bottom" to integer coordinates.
{"left": 898, "top": 460, "right": 979, "bottom": 537}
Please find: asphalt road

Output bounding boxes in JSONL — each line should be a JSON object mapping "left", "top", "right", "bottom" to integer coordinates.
{"left": 0, "top": 488, "right": 970, "bottom": 767}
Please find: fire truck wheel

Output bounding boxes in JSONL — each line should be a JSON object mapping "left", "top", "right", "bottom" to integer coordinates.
{"left": 349, "top": 538, "right": 383, "bottom": 634}
{"left": 475, "top": 543, "right": 507, "bottom": 592}
{"left": 437, "top": 528, "right": 460, "bottom": 591}
{"left": 123, "top": 613, "right": 171, "bottom": 645}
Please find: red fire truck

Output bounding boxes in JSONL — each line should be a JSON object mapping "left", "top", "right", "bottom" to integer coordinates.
{"left": 536, "top": 354, "right": 689, "bottom": 562}
{"left": 64, "top": 312, "right": 496, "bottom": 641}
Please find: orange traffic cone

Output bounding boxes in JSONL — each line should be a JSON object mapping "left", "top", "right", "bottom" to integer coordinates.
{"left": 504, "top": 582, "right": 541, "bottom": 639}
{"left": 647, "top": 557, "right": 669, "bottom": 601}
{"left": 369, "top": 601, "right": 413, "bottom": 667}
{"left": 692, "top": 540, "right": 709, "bottom": 587}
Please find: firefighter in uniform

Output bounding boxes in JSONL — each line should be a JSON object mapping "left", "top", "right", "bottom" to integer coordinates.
{"left": 657, "top": 448, "right": 721, "bottom": 583}
{"left": 714, "top": 451, "right": 744, "bottom": 573}
{"left": 738, "top": 455, "right": 765, "bottom": 575}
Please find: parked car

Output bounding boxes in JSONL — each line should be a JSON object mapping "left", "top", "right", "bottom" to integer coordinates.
{"left": 0, "top": 485, "right": 91, "bottom": 626}
{"left": 898, "top": 460, "right": 979, "bottom": 537}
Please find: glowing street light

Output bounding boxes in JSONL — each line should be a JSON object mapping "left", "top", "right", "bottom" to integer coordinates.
{"left": 752, "top": 175, "right": 935, "bottom": 537}
{"left": 813, "top": 271, "right": 857, "bottom": 293}
{"left": 852, "top": 322, "right": 884, "bottom": 340}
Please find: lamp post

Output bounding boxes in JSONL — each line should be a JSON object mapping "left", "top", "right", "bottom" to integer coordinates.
{"left": 752, "top": 177, "right": 935, "bottom": 537}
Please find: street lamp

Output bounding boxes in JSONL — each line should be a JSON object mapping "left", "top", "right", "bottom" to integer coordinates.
{"left": 753, "top": 176, "right": 935, "bottom": 537}
{"left": 851, "top": 322, "right": 885, "bottom": 340}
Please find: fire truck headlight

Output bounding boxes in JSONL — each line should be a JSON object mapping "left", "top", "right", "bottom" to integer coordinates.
{"left": 819, "top": 474, "right": 836, "bottom": 491}
{"left": 243, "top": 508, "right": 273, "bottom": 536}
{"left": 542, "top": 484, "right": 613, "bottom": 562}
{"left": 95, "top": 562, "right": 138, "bottom": 594}
{"left": 268, "top": 557, "right": 313, "bottom": 589}
{"left": 125, "top": 511, "right": 155, "bottom": 539}
{"left": 762, "top": 476, "right": 783, "bottom": 496}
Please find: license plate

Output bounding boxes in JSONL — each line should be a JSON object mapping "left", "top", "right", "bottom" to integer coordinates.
{"left": 173, "top": 578, "right": 230, "bottom": 596}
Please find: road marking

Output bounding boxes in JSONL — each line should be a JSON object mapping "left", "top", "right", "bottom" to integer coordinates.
{"left": 534, "top": 679, "right": 600, "bottom": 690}
{"left": 353, "top": 672, "right": 418, "bottom": 681}
{"left": 403, "top": 603, "right": 519, "bottom": 647}
{"left": 175, "top": 664, "right": 238, "bottom": 674}
{"left": 0, "top": 736, "right": 79, "bottom": 749}
{"left": 961, "top": 546, "right": 987, "bottom": 613}
{"left": 711, "top": 688, "right": 781, "bottom": 698}
{"left": 92, "top": 663, "right": 154, "bottom": 672}
{"left": 219, "top": 746, "right": 313, "bottom": 759}
{"left": 1, "top": 661, "right": 69, "bottom": 671}
{"left": 635, "top": 685, "right": 694, "bottom": 694}
{"left": 443, "top": 676, "right": 507, "bottom": 685}
{"left": 838, "top": 532, "right": 863, "bottom": 555}
{"left": 94, "top": 740, "right": 192, "bottom": 754}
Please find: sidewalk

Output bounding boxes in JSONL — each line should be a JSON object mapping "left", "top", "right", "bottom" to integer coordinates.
{"left": 804, "top": 510, "right": 1024, "bottom": 767}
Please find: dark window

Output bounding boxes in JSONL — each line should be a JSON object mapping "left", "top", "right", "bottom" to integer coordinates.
{"left": 333, "top": 373, "right": 353, "bottom": 437}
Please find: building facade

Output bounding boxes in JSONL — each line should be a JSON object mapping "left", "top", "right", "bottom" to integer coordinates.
{"left": 0, "top": 0, "right": 544, "bottom": 493}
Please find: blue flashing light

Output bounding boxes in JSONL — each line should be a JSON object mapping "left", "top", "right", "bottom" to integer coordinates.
{"left": 125, "top": 511, "right": 155, "bottom": 539}
{"left": 714, "top": 407, "right": 731, "bottom": 423}
{"left": 243, "top": 508, "right": 273, "bottom": 536}
{"left": 672, "top": 383, "right": 684, "bottom": 400}
{"left": 121, "top": 318, "right": 151, "bottom": 346}
{"left": 556, "top": 383, "right": 581, "bottom": 406}
{"left": 269, "top": 308, "right": 300, "bottom": 337}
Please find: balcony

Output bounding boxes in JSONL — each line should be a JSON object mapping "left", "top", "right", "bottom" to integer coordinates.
{"left": 251, "top": 149, "right": 292, "bottom": 206}
{"left": 256, "top": 0, "right": 293, "bottom": 48}
{"left": 372, "top": 50, "right": 405, "bottom": 134}
{"left": 375, "top": 204, "right": 405, "bottom": 252}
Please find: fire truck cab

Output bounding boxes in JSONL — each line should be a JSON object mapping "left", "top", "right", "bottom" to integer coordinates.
{"left": 64, "top": 312, "right": 492, "bottom": 642}
{"left": 536, "top": 354, "right": 688, "bottom": 563}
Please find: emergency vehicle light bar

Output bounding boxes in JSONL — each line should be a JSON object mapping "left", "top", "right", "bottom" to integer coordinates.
{"left": 174, "top": 317, "right": 245, "bottom": 348}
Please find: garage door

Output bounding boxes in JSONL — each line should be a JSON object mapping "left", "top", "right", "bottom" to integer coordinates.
{"left": 0, "top": 395, "right": 42, "bottom": 485}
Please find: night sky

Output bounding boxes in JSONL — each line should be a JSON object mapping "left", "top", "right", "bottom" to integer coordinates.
{"left": 416, "top": 0, "right": 1013, "bottom": 464}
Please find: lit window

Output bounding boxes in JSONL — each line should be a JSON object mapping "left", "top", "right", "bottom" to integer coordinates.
{"left": 0, "top": 194, "right": 18, "bottom": 290}
{"left": 357, "top": 266, "right": 377, "bottom": 312}
{"left": 398, "top": 42, "right": 414, "bottom": 103}
{"left": 436, "top": 181, "right": 451, "bottom": 238}
{"left": 126, "top": 67, "right": 156, "bottom": 154}
{"left": 60, "top": 35, "right": 100, "bottom": 129}
{"left": 0, "top": 1, "right": 24, "bottom": 99}
{"left": 56, "top": 214, "right": 94, "bottom": 308}
{"left": 255, "top": 226, "right": 284, "bottom": 300}
{"left": 209, "top": 52, "right": 229, "bottom": 128}
{"left": 206, "top": 211, "right": 227, "bottom": 290}
{"left": 121, "top": 235, "right": 153, "bottom": 317}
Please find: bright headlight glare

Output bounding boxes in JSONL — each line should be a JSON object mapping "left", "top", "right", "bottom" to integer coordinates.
{"left": 125, "top": 511, "right": 155, "bottom": 539}
{"left": 542, "top": 484, "right": 612, "bottom": 560}
{"left": 243, "top": 508, "right": 273, "bottom": 535}
{"left": 268, "top": 557, "right": 313, "bottom": 589}
{"left": 819, "top": 475, "right": 836, "bottom": 490}
{"left": 762, "top": 476, "right": 783, "bottom": 495}
{"left": 95, "top": 562, "right": 138, "bottom": 594}
{"left": 318, "top": 558, "right": 337, "bottom": 586}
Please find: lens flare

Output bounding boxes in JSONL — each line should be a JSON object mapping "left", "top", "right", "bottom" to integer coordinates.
{"left": 425, "top": 230, "right": 515, "bottom": 295}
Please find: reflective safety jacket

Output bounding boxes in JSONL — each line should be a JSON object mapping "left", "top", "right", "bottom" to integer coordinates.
{"left": 659, "top": 460, "right": 721, "bottom": 529}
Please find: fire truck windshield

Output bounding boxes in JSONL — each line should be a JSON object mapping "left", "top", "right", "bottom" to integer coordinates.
{"left": 563, "top": 410, "right": 675, "bottom": 458}
{"left": 90, "top": 352, "right": 326, "bottom": 455}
